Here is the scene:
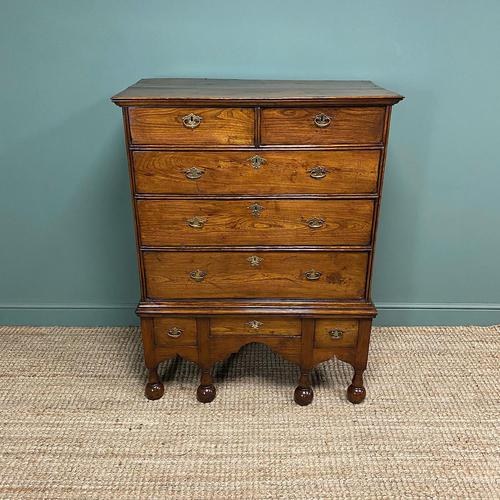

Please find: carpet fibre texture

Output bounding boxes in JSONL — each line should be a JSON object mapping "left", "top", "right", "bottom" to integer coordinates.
{"left": 0, "top": 325, "right": 499, "bottom": 499}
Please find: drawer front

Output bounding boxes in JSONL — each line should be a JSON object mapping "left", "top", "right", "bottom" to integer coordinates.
{"left": 210, "top": 316, "right": 301, "bottom": 336}
{"left": 314, "top": 319, "right": 359, "bottom": 348}
{"left": 153, "top": 317, "right": 197, "bottom": 346}
{"left": 133, "top": 150, "right": 380, "bottom": 195}
{"left": 261, "top": 107, "right": 385, "bottom": 145}
{"left": 137, "top": 199, "right": 374, "bottom": 246}
{"left": 129, "top": 107, "right": 255, "bottom": 145}
{"left": 143, "top": 251, "right": 368, "bottom": 299}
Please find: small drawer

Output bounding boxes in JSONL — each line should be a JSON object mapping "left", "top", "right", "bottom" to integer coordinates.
{"left": 314, "top": 319, "right": 359, "bottom": 348}
{"left": 133, "top": 150, "right": 380, "bottom": 195}
{"left": 211, "top": 316, "right": 300, "bottom": 336}
{"left": 153, "top": 317, "right": 197, "bottom": 346}
{"left": 143, "top": 251, "right": 368, "bottom": 300}
{"left": 129, "top": 107, "right": 255, "bottom": 145}
{"left": 260, "top": 107, "right": 385, "bottom": 145}
{"left": 137, "top": 198, "right": 374, "bottom": 247}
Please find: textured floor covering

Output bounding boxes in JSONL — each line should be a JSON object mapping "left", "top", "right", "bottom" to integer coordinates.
{"left": 0, "top": 325, "right": 498, "bottom": 499}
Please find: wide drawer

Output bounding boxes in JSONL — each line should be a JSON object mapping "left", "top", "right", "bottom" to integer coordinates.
{"left": 143, "top": 251, "right": 368, "bottom": 299}
{"left": 314, "top": 319, "right": 359, "bottom": 348}
{"left": 210, "top": 316, "right": 301, "bottom": 336}
{"left": 153, "top": 317, "right": 197, "bottom": 346}
{"left": 133, "top": 150, "right": 380, "bottom": 195}
{"left": 260, "top": 107, "right": 385, "bottom": 145}
{"left": 128, "top": 107, "right": 255, "bottom": 145}
{"left": 137, "top": 199, "right": 374, "bottom": 246}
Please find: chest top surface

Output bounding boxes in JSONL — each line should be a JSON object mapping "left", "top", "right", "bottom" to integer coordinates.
{"left": 112, "top": 78, "right": 403, "bottom": 106}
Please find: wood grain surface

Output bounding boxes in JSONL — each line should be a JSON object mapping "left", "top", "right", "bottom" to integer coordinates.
{"left": 261, "top": 107, "right": 385, "bottom": 145}
{"left": 133, "top": 150, "right": 380, "bottom": 195}
{"left": 112, "top": 78, "right": 403, "bottom": 106}
{"left": 129, "top": 107, "right": 254, "bottom": 145}
{"left": 210, "top": 316, "right": 301, "bottom": 336}
{"left": 143, "top": 251, "right": 369, "bottom": 299}
{"left": 314, "top": 319, "right": 359, "bottom": 348}
{"left": 137, "top": 199, "right": 374, "bottom": 246}
{"left": 153, "top": 317, "right": 197, "bottom": 346}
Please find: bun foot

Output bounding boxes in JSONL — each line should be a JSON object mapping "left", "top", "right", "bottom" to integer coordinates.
{"left": 197, "top": 384, "right": 216, "bottom": 403}
{"left": 145, "top": 382, "right": 164, "bottom": 400}
{"left": 294, "top": 386, "right": 314, "bottom": 406}
{"left": 347, "top": 384, "right": 366, "bottom": 404}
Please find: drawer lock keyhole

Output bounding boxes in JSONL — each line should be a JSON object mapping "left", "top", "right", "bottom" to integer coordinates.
{"left": 246, "top": 320, "right": 263, "bottom": 330}
{"left": 329, "top": 329, "right": 344, "bottom": 340}
{"left": 248, "top": 203, "right": 264, "bottom": 217}
{"left": 247, "top": 255, "right": 263, "bottom": 267}
{"left": 182, "top": 113, "right": 202, "bottom": 129}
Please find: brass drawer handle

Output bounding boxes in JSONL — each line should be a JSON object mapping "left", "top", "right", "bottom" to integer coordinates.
{"left": 189, "top": 269, "right": 207, "bottom": 282}
{"left": 248, "top": 202, "right": 264, "bottom": 217}
{"left": 246, "top": 320, "right": 263, "bottom": 330}
{"left": 167, "top": 327, "right": 183, "bottom": 338}
{"left": 306, "top": 217, "right": 325, "bottom": 229}
{"left": 248, "top": 155, "right": 266, "bottom": 169}
{"left": 329, "top": 329, "right": 344, "bottom": 340}
{"left": 184, "top": 166, "right": 205, "bottom": 180}
{"left": 314, "top": 112, "right": 332, "bottom": 128}
{"left": 182, "top": 113, "right": 202, "bottom": 129}
{"left": 308, "top": 166, "right": 328, "bottom": 179}
{"left": 247, "top": 255, "right": 263, "bottom": 267}
{"left": 187, "top": 216, "right": 207, "bottom": 229}
{"left": 304, "top": 270, "right": 322, "bottom": 281}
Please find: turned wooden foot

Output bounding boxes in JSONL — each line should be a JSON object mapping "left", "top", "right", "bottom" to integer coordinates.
{"left": 294, "top": 370, "right": 314, "bottom": 406}
{"left": 294, "top": 385, "right": 314, "bottom": 406}
{"left": 347, "top": 368, "right": 366, "bottom": 404}
{"left": 197, "top": 368, "right": 216, "bottom": 403}
{"left": 197, "top": 384, "right": 216, "bottom": 403}
{"left": 347, "top": 384, "right": 366, "bottom": 403}
{"left": 145, "top": 366, "right": 164, "bottom": 400}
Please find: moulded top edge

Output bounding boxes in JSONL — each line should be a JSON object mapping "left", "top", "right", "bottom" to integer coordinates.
{"left": 111, "top": 78, "right": 404, "bottom": 106}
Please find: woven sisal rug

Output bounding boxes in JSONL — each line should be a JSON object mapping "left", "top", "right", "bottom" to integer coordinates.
{"left": 0, "top": 325, "right": 499, "bottom": 499}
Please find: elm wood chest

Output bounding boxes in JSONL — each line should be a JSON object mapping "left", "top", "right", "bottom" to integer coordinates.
{"left": 112, "top": 79, "right": 403, "bottom": 405}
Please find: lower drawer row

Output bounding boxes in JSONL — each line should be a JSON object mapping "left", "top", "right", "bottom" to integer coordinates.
{"left": 153, "top": 316, "right": 359, "bottom": 349}
{"left": 143, "top": 251, "right": 369, "bottom": 300}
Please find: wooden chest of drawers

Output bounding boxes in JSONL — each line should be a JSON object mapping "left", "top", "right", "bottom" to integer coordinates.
{"left": 112, "top": 79, "right": 403, "bottom": 405}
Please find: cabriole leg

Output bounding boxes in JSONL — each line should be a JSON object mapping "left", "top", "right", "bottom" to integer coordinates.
{"left": 196, "top": 318, "right": 216, "bottom": 403}
{"left": 294, "top": 318, "right": 315, "bottom": 406}
{"left": 346, "top": 318, "right": 371, "bottom": 404}
{"left": 141, "top": 317, "right": 165, "bottom": 400}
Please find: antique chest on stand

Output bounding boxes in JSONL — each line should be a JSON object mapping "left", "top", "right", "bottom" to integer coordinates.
{"left": 112, "top": 79, "right": 402, "bottom": 405}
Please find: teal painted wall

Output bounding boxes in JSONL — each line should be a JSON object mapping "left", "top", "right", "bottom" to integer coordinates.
{"left": 1, "top": 0, "right": 499, "bottom": 326}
